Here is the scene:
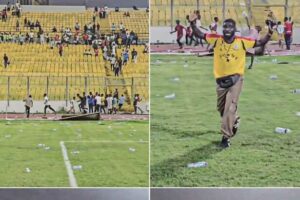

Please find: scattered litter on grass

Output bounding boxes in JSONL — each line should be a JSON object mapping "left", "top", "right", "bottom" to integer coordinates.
{"left": 183, "top": 64, "right": 189, "bottom": 68}
{"left": 97, "top": 121, "right": 103, "bottom": 125}
{"left": 269, "top": 75, "right": 278, "bottom": 80}
{"left": 25, "top": 168, "right": 31, "bottom": 173}
{"left": 52, "top": 129, "right": 57, "bottom": 132}
{"left": 272, "top": 58, "right": 277, "bottom": 63}
{"left": 132, "top": 129, "right": 137, "bottom": 132}
{"left": 165, "top": 93, "right": 176, "bottom": 99}
{"left": 170, "top": 60, "right": 177, "bottom": 64}
{"left": 44, "top": 146, "right": 51, "bottom": 151}
{"left": 172, "top": 77, "right": 180, "bottom": 82}
{"left": 275, "top": 127, "right": 291, "bottom": 134}
{"left": 72, "top": 165, "right": 82, "bottom": 170}
{"left": 37, "top": 144, "right": 45, "bottom": 148}
{"left": 296, "top": 112, "right": 300, "bottom": 116}
{"left": 71, "top": 150, "right": 80, "bottom": 155}
{"left": 156, "top": 94, "right": 161, "bottom": 97}
{"left": 129, "top": 147, "right": 136, "bottom": 152}
{"left": 5, "top": 134, "right": 11, "bottom": 138}
{"left": 187, "top": 161, "right": 208, "bottom": 168}
{"left": 19, "top": 129, "right": 23, "bottom": 133}
{"left": 108, "top": 126, "right": 112, "bottom": 129}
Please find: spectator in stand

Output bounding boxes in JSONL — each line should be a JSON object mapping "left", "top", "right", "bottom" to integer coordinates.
{"left": 96, "top": 23, "right": 100, "bottom": 33}
{"left": 119, "top": 22, "right": 124, "bottom": 32}
{"left": 114, "top": 61, "right": 120, "bottom": 77}
{"left": 131, "top": 48, "right": 138, "bottom": 63}
{"left": 58, "top": 43, "right": 63, "bottom": 56}
{"left": 113, "top": 88, "right": 119, "bottom": 99}
{"left": 16, "top": 20, "right": 20, "bottom": 31}
{"left": 143, "top": 43, "right": 149, "bottom": 53}
{"left": 3, "top": 53, "right": 9, "bottom": 68}
{"left": 122, "top": 50, "right": 129, "bottom": 66}
{"left": 52, "top": 26, "right": 57, "bottom": 32}
{"left": 111, "top": 23, "right": 116, "bottom": 34}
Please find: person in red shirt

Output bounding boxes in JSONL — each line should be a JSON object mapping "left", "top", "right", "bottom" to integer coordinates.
{"left": 185, "top": 26, "right": 195, "bottom": 45}
{"left": 170, "top": 20, "right": 186, "bottom": 49}
{"left": 284, "top": 17, "right": 293, "bottom": 50}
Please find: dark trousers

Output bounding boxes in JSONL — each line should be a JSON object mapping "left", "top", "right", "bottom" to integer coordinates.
{"left": 176, "top": 36, "right": 183, "bottom": 48}
{"left": 100, "top": 105, "right": 106, "bottom": 114}
{"left": 284, "top": 34, "right": 292, "bottom": 50}
{"left": 25, "top": 105, "right": 30, "bottom": 118}
{"left": 44, "top": 105, "right": 55, "bottom": 115}
{"left": 88, "top": 104, "right": 94, "bottom": 113}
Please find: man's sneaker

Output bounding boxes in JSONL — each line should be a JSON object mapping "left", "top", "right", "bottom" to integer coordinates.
{"left": 220, "top": 136, "right": 230, "bottom": 148}
{"left": 232, "top": 117, "right": 240, "bottom": 137}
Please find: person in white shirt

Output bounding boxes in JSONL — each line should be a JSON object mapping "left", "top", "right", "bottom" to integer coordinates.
{"left": 95, "top": 93, "right": 101, "bottom": 112}
{"left": 106, "top": 94, "right": 113, "bottom": 114}
{"left": 276, "top": 21, "right": 284, "bottom": 49}
{"left": 44, "top": 93, "right": 56, "bottom": 116}
{"left": 67, "top": 96, "right": 76, "bottom": 114}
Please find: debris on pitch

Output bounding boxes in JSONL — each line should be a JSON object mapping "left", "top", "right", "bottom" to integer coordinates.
{"left": 269, "top": 75, "right": 278, "bottom": 80}
{"left": 164, "top": 93, "right": 176, "bottom": 99}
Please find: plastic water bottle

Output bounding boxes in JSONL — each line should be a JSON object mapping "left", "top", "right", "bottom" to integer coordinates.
{"left": 275, "top": 127, "right": 291, "bottom": 134}
{"left": 292, "top": 89, "right": 300, "bottom": 94}
{"left": 269, "top": 75, "right": 277, "bottom": 80}
{"left": 72, "top": 165, "right": 82, "bottom": 170}
{"left": 25, "top": 168, "right": 31, "bottom": 173}
{"left": 187, "top": 161, "right": 208, "bottom": 168}
{"left": 164, "top": 93, "right": 176, "bottom": 99}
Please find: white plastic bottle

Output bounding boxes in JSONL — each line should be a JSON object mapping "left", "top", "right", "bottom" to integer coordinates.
{"left": 275, "top": 127, "right": 291, "bottom": 134}
{"left": 187, "top": 161, "right": 208, "bottom": 168}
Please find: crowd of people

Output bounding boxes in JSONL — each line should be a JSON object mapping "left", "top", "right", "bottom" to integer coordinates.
{"left": 1, "top": 2, "right": 148, "bottom": 69}
{"left": 170, "top": 9, "right": 295, "bottom": 52}
{"left": 22, "top": 90, "right": 144, "bottom": 118}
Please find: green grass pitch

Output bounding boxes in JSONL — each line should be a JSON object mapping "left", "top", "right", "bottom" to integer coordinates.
{"left": 0, "top": 120, "right": 149, "bottom": 187}
{"left": 151, "top": 55, "right": 300, "bottom": 187}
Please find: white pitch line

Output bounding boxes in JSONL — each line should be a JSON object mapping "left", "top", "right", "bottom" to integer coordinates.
{"left": 60, "top": 141, "right": 78, "bottom": 188}
{"left": 64, "top": 140, "right": 149, "bottom": 143}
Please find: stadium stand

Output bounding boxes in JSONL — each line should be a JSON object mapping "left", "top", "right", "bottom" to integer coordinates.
{"left": 0, "top": 3, "right": 149, "bottom": 112}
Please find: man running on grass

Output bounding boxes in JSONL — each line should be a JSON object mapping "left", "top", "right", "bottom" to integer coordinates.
{"left": 189, "top": 15, "right": 274, "bottom": 148}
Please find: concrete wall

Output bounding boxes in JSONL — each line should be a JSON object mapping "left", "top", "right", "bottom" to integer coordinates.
{"left": 0, "top": 101, "right": 149, "bottom": 114}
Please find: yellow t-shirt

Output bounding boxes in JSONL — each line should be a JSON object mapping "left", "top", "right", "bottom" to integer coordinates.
{"left": 206, "top": 34, "right": 255, "bottom": 79}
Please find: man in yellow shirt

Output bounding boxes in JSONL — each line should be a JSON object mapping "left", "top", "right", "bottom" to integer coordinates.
{"left": 190, "top": 16, "right": 274, "bottom": 148}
